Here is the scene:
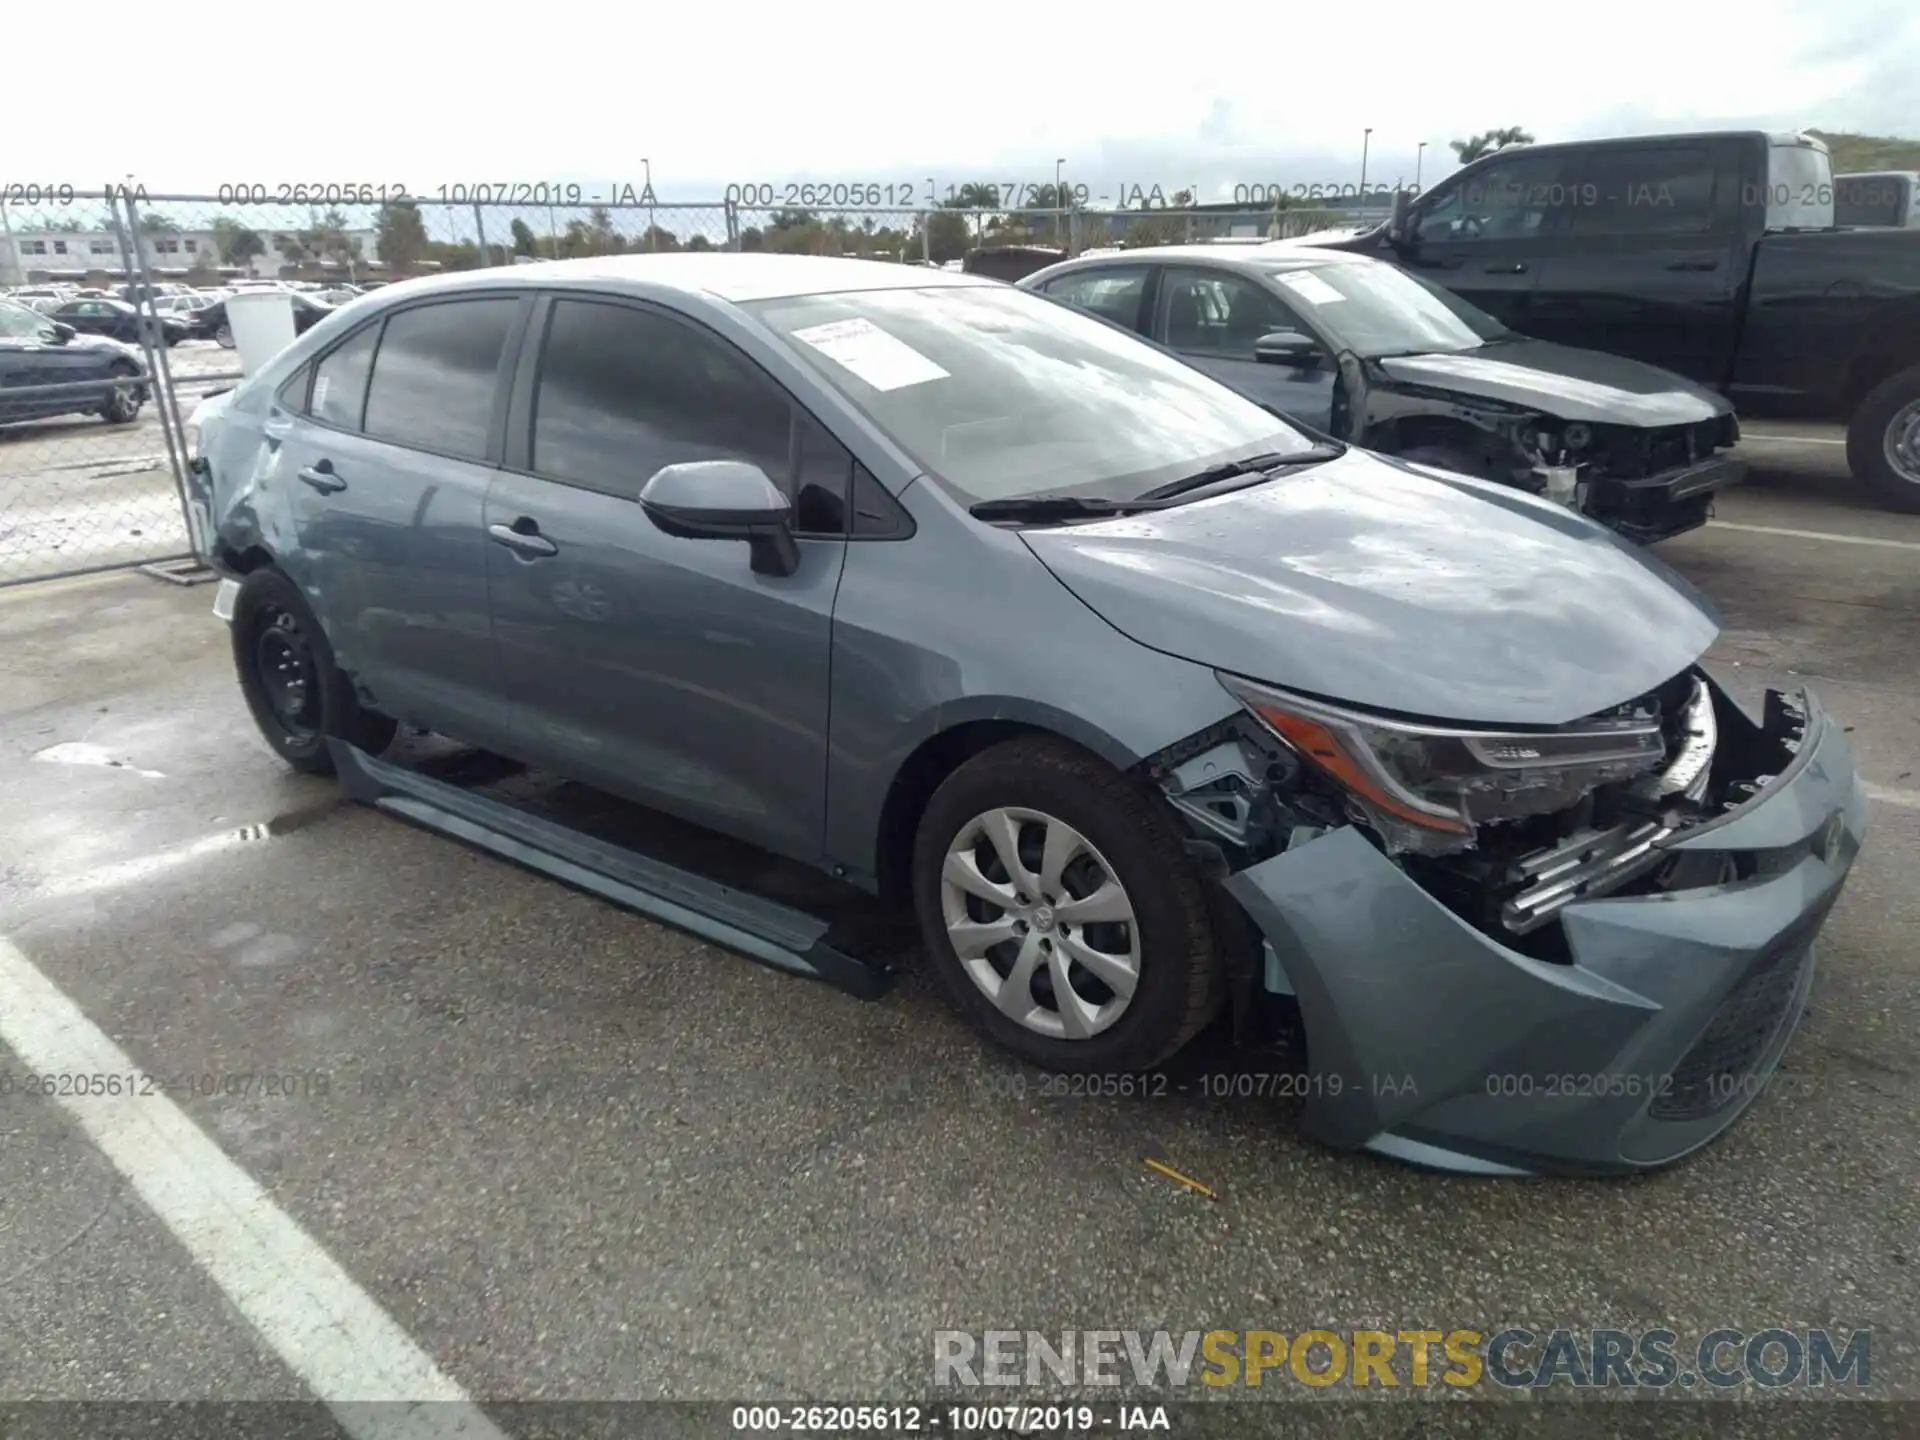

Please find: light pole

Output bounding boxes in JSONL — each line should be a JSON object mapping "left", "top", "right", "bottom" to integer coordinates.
{"left": 1359, "top": 128, "right": 1373, "bottom": 202}
{"left": 642, "top": 157, "right": 656, "bottom": 250}
{"left": 1055, "top": 157, "right": 1066, "bottom": 243}
{"left": 1416, "top": 141, "right": 1428, "bottom": 190}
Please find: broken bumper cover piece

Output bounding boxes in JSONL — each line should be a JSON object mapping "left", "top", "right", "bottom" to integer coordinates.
{"left": 1223, "top": 688, "right": 1866, "bottom": 1176}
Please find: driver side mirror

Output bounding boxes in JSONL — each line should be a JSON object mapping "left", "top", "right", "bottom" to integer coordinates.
{"left": 51, "top": 322, "right": 76, "bottom": 342}
{"left": 638, "top": 460, "right": 800, "bottom": 577}
{"left": 1254, "top": 330, "right": 1321, "bottom": 367}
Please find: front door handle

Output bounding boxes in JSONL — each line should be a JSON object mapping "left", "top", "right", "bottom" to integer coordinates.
{"left": 297, "top": 462, "right": 346, "bottom": 494}
{"left": 488, "top": 520, "right": 558, "bottom": 558}
{"left": 1664, "top": 259, "right": 1721, "bottom": 272}
{"left": 1483, "top": 261, "right": 1527, "bottom": 274}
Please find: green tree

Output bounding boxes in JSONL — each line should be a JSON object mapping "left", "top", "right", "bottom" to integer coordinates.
{"left": 1450, "top": 127, "right": 1534, "bottom": 164}
{"left": 211, "top": 216, "right": 266, "bottom": 268}
{"left": 685, "top": 233, "right": 714, "bottom": 252}
{"left": 509, "top": 218, "right": 538, "bottom": 256}
{"left": 585, "top": 205, "right": 625, "bottom": 254}
{"left": 424, "top": 240, "right": 483, "bottom": 271}
{"left": 139, "top": 212, "right": 181, "bottom": 233}
{"left": 739, "top": 226, "right": 765, "bottom": 252}
{"left": 374, "top": 199, "right": 430, "bottom": 276}
{"left": 924, "top": 210, "right": 971, "bottom": 263}
{"left": 638, "top": 224, "right": 680, "bottom": 252}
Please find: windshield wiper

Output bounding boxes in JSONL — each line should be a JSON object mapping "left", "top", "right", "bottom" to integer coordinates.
{"left": 970, "top": 446, "right": 1347, "bottom": 525}
{"left": 969, "top": 495, "right": 1135, "bottom": 523}
{"left": 1134, "top": 446, "right": 1344, "bottom": 504}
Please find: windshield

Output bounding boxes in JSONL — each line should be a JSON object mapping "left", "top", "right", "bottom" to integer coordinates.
{"left": 748, "top": 284, "right": 1316, "bottom": 505}
{"left": 1263, "top": 261, "right": 1509, "bottom": 357}
{"left": 0, "top": 301, "right": 55, "bottom": 341}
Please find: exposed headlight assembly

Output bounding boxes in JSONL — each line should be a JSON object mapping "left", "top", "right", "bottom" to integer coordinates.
{"left": 1219, "top": 673, "right": 1667, "bottom": 854}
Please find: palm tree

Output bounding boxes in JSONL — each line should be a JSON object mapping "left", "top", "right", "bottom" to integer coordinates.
{"left": 1450, "top": 127, "right": 1535, "bottom": 164}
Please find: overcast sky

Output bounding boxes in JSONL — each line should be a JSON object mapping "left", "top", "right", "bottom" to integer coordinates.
{"left": 19, "top": 0, "right": 1918, "bottom": 206}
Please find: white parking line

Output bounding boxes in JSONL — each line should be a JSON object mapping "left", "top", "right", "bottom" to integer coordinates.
{"left": 1865, "top": 783, "right": 1920, "bottom": 811}
{"left": 0, "top": 936, "right": 507, "bottom": 1440}
{"left": 1707, "top": 521, "right": 1920, "bottom": 551}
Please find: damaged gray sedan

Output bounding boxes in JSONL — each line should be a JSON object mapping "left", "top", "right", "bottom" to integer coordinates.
{"left": 186, "top": 254, "right": 1866, "bottom": 1177}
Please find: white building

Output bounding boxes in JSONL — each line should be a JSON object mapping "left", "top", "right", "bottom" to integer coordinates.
{"left": 0, "top": 224, "right": 384, "bottom": 285}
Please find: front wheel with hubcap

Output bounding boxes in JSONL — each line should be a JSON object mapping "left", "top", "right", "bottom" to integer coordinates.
{"left": 1848, "top": 363, "right": 1920, "bottom": 514}
{"left": 913, "top": 737, "right": 1222, "bottom": 1072}
{"left": 231, "top": 567, "right": 396, "bottom": 775}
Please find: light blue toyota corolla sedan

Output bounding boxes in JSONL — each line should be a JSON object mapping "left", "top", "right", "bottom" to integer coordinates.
{"left": 185, "top": 254, "right": 1866, "bottom": 1176}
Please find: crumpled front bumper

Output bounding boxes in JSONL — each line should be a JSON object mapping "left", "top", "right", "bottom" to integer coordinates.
{"left": 1588, "top": 456, "right": 1744, "bottom": 545}
{"left": 1223, "top": 686, "right": 1867, "bottom": 1176}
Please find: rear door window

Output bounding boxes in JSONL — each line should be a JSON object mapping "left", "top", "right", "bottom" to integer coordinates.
{"left": 1565, "top": 146, "right": 1721, "bottom": 237}
{"left": 309, "top": 323, "right": 381, "bottom": 431}
{"left": 362, "top": 298, "right": 517, "bottom": 461}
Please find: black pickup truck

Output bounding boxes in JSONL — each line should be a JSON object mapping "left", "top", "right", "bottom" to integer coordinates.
{"left": 1322, "top": 131, "right": 1920, "bottom": 512}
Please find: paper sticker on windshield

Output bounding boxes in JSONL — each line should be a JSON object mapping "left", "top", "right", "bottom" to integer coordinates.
{"left": 312, "top": 376, "right": 330, "bottom": 410}
{"left": 792, "top": 318, "right": 948, "bottom": 391}
{"left": 1274, "top": 271, "right": 1346, "bottom": 306}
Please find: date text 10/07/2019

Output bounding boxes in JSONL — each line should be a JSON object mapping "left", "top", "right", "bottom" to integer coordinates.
{"left": 215, "top": 182, "right": 660, "bottom": 208}
{"left": 729, "top": 1403, "right": 1172, "bottom": 1433}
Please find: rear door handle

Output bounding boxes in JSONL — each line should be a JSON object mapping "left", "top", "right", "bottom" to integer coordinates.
{"left": 489, "top": 520, "right": 558, "bottom": 558}
{"left": 1664, "top": 259, "right": 1721, "bottom": 272}
{"left": 297, "top": 463, "right": 346, "bottom": 494}
{"left": 1483, "top": 261, "right": 1527, "bottom": 274}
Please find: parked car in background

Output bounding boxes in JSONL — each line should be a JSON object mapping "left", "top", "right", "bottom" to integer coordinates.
{"left": 1322, "top": 130, "right": 1920, "bottom": 512}
{"left": 1024, "top": 246, "right": 1742, "bottom": 543}
{"left": 0, "top": 298, "right": 150, "bottom": 425}
{"left": 152, "top": 292, "right": 222, "bottom": 339}
{"left": 198, "top": 290, "right": 336, "bottom": 348}
{"left": 51, "top": 296, "right": 191, "bottom": 348}
{"left": 9, "top": 286, "right": 76, "bottom": 304}
{"left": 187, "top": 254, "right": 1865, "bottom": 1178}
{"left": 963, "top": 245, "right": 1067, "bottom": 282}
{"left": 115, "top": 282, "right": 192, "bottom": 307}
{"left": 1835, "top": 172, "right": 1919, "bottom": 229}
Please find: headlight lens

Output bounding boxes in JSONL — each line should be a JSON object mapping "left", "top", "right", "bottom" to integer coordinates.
{"left": 1219, "top": 673, "right": 1667, "bottom": 848}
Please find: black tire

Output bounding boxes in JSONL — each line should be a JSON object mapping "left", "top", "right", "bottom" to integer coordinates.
{"left": 98, "top": 369, "right": 141, "bottom": 425}
{"left": 911, "top": 736, "right": 1223, "bottom": 1073}
{"left": 231, "top": 567, "right": 396, "bottom": 776}
{"left": 1846, "top": 363, "right": 1920, "bottom": 515}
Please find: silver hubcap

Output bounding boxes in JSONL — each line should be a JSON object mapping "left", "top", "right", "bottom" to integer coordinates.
{"left": 939, "top": 806, "right": 1140, "bottom": 1040}
{"left": 1885, "top": 400, "right": 1920, "bottom": 484}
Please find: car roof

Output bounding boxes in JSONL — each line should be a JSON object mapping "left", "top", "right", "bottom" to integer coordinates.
{"left": 1037, "top": 244, "right": 1371, "bottom": 275}
{"left": 364, "top": 253, "right": 994, "bottom": 306}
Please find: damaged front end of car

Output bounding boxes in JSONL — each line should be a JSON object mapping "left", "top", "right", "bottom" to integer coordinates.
{"left": 1144, "top": 668, "right": 1867, "bottom": 1175}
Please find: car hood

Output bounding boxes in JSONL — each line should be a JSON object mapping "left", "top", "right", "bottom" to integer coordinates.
{"left": 1376, "top": 338, "right": 1730, "bottom": 426}
{"left": 65, "top": 332, "right": 147, "bottom": 364}
{"left": 1019, "top": 449, "right": 1720, "bottom": 726}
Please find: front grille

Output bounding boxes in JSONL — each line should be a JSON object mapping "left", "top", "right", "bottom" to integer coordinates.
{"left": 1608, "top": 419, "right": 1725, "bottom": 480}
{"left": 1649, "top": 908, "right": 1825, "bottom": 1121}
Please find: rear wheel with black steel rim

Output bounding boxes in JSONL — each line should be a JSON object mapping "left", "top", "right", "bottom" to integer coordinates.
{"left": 911, "top": 736, "right": 1223, "bottom": 1072}
{"left": 231, "top": 567, "right": 396, "bottom": 776}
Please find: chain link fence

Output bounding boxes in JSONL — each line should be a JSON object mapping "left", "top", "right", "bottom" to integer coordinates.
{"left": 0, "top": 190, "right": 203, "bottom": 586}
{"left": 2, "top": 187, "right": 1398, "bottom": 586}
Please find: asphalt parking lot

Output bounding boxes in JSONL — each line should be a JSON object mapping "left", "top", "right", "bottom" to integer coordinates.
{"left": 0, "top": 427, "right": 1915, "bottom": 1438}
